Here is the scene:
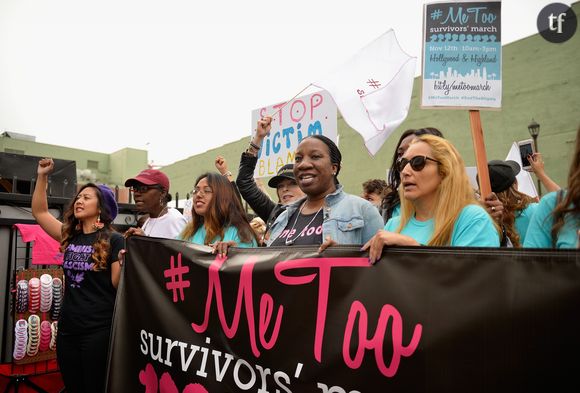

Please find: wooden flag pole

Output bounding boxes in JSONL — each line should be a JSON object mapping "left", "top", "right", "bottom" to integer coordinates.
{"left": 469, "top": 109, "right": 491, "bottom": 198}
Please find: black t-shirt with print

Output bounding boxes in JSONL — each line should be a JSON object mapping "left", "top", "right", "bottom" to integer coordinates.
{"left": 270, "top": 209, "right": 324, "bottom": 246}
{"left": 59, "top": 231, "right": 123, "bottom": 334}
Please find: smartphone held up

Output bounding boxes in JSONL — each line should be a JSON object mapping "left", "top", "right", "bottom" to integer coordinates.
{"left": 518, "top": 139, "right": 535, "bottom": 170}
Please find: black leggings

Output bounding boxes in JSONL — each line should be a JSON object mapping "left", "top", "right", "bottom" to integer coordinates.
{"left": 56, "top": 328, "right": 111, "bottom": 393}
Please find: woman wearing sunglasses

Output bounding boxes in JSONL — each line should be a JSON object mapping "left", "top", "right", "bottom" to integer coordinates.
{"left": 381, "top": 128, "right": 505, "bottom": 227}
{"left": 178, "top": 172, "right": 257, "bottom": 255}
{"left": 124, "top": 169, "right": 187, "bottom": 239}
{"left": 380, "top": 127, "right": 443, "bottom": 222}
{"left": 363, "top": 135, "right": 500, "bottom": 263}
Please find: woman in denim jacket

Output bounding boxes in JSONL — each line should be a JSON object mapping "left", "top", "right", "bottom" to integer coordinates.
{"left": 267, "top": 135, "right": 383, "bottom": 248}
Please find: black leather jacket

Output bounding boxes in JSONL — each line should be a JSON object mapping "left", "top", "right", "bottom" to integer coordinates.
{"left": 235, "top": 152, "right": 286, "bottom": 239}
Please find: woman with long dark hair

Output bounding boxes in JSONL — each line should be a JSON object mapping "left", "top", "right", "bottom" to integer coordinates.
{"left": 32, "top": 158, "right": 123, "bottom": 393}
{"left": 525, "top": 127, "right": 580, "bottom": 248}
{"left": 178, "top": 172, "right": 257, "bottom": 255}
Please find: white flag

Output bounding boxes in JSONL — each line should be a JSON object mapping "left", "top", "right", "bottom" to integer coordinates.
{"left": 313, "top": 29, "right": 416, "bottom": 155}
{"left": 506, "top": 142, "right": 538, "bottom": 198}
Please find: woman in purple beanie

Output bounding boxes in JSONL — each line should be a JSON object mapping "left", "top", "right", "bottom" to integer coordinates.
{"left": 32, "top": 158, "right": 123, "bottom": 393}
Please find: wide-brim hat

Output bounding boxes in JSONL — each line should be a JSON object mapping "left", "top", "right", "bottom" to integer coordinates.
{"left": 267, "top": 164, "right": 296, "bottom": 188}
{"left": 124, "top": 169, "right": 170, "bottom": 191}
{"left": 488, "top": 160, "right": 521, "bottom": 193}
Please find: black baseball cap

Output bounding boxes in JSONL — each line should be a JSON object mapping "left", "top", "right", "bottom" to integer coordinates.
{"left": 268, "top": 164, "right": 296, "bottom": 188}
{"left": 488, "top": 160, "right": 521, "bottom": 193}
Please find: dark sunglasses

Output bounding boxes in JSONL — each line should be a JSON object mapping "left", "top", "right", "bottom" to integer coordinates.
{"left": 130, "top": 185, "right": 161, "bottom": 193}
{"left": 397, "top": 155, "right": 441, "bottom": 172}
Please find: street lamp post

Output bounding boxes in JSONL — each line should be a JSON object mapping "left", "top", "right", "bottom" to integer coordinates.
{"left": 528, "top": 119, "right": 541, "bottom": 196}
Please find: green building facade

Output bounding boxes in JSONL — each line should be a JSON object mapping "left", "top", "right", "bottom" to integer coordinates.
{"left": 0, "top": 132, "right": 148, "bottom": 187}
{"left": 2, "top": 4, "right": 579, "bottom": 201}
{"left": 165, "top": 12, "right": 579, "bottom": 200}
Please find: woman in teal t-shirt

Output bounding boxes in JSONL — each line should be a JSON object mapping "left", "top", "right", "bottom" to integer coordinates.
{"left": 363, "top": 135, "right": 500, "bottom": 263}
{"left": 524, "top": 127, "right": 579, "bottom": 249}
{"left": 486, "top": 160, "right": 540, "bottom": 246}
{"left": 178, "top": 172, "right": 257, "bottom": 255}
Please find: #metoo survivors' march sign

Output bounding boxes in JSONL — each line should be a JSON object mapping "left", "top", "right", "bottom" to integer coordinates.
{"left": 422, "top": 0, "right": 502, "bottom": 108}
{"left": 251, "top": 91, "right": 337, "bottom": 178}
{"left": 107, "top": 238, "right": 580, "bottom": 392}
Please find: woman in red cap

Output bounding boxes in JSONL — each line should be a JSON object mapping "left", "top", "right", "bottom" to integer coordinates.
{"left": 124, "top": 169, "right": 187, "bottom": 239}
{"left": 32, "top": 158, "right": 122, "bottom": 393}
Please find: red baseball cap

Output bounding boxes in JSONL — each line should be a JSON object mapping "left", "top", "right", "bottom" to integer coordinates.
{"left": 125, "top": 169, "right": 170, "bottom": 191}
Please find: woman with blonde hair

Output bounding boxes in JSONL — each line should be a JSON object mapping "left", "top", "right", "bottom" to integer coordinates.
{"left": 363, "top": 135, "right": 500, "bottom": 262}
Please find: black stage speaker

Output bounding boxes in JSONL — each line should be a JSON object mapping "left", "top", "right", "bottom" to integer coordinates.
{"left": 0, "top": 152, "right": 77, "bottom": 198}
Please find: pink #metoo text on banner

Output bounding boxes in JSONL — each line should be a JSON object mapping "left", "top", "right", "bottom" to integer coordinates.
{"left": 251, "top": 91, "right": 337, "bottom": 178}
{"left": 107, "top": 238, "right": 580, "bottom": 392}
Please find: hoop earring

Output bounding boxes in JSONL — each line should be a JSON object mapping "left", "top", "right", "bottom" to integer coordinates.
{"left": 75, "top": 222, "right": 81, "bottom": 231}
{"left": 92, "top": 215, "right": 104, "bottom": 230}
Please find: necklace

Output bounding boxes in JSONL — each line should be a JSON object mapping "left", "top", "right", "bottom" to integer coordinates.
{"left": 285, "top": 202, "right": 323, "bottom": 246}
{"left": 143, "top": 206, "right": 168, "bottom": 235}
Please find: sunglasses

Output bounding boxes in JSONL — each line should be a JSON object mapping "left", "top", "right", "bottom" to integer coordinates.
{"left": 397, "top": 155, "right": 441, "bottom": 172}
{"left": 130, "top": 185, "right": 161, "bottom": 193}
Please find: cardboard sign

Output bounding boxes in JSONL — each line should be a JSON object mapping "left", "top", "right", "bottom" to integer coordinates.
{"left": 251, "top": 91, "right": 337, "bottom": 178}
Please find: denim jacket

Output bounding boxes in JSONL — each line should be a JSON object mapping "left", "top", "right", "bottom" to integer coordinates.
{"left": 266, "top": 185, "right": 383, "bottom": 246}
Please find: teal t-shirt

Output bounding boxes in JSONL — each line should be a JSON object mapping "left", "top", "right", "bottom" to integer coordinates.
{"left": 391, "top": 204, "right": 401, "bottom": 220}
{"left": 514, "top": 203, "right": 538, "bottom": 244}
{"left": 523, "top": 191, "right": 578, "bottom": 249}
{"left": 384, "top": 204, "right": 500, "bottom": 247}
{"left": 180, "top": 226, "right": 257, "bottom": 248}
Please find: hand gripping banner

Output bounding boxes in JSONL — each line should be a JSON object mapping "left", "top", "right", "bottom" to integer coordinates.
{"left": 107, "top": 237, "right": 580, "bottom": 392}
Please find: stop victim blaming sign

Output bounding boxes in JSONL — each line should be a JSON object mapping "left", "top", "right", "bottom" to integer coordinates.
{"left": 251, "top": 90, "right": 337, "bottom": 178}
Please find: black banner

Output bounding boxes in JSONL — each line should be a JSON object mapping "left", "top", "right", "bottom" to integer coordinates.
{"left": 107, "top": 237, "right": 580, "bottom": 392}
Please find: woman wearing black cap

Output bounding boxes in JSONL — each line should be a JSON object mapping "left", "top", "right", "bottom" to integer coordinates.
{"left": 236, "top": 116, "right": 305, "bottom": 243}
{"left": 32, "top": 158, "right": 123, "bottom": 393}
{"left": 267, "top": 134, "right": 383, "bottom": 248}
{"left": 487, "top": 160, "right": 538, "bottom": 246}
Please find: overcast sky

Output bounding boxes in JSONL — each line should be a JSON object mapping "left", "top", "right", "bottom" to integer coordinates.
{"left": 0, "top": 0, "right": 564, "bottom": 166}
